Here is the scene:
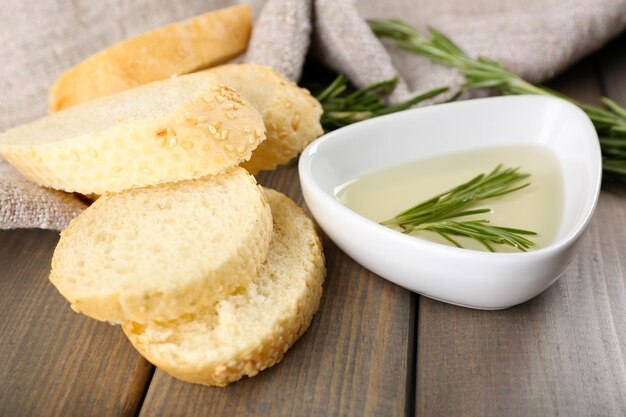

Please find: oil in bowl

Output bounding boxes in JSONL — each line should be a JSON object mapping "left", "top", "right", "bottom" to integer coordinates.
{"left": 335, "top": 145, "right": 564, "bottom": 252}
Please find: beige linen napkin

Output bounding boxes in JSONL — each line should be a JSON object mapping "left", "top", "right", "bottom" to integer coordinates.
{"left": 2, "top": 0, "right": 626, "bottom": 229}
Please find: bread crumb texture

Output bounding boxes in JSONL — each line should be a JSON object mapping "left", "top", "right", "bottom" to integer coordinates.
{"left": 123, "top": 188, "right": 326, "bottom": 386}
{"left": 49, "top": 167, "right": 273, "bottom": 324}
{"left": 0, "top": 72, "right": 266, "bottom": 194}
{"left": 49, "top": 5, "right": 252, "bottom": 111}
{"left": 207, "top": 65, "right": 324, "bottom": 174}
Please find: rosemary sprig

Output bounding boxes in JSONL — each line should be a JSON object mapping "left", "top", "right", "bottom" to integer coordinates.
{"left": 421, "top": 220, "right": 537, "bottom": 252}
{"left": 381, "top": 165, "right": 537, "bottom": 252}
{"left": 369, "top": 19, "right": 626, "bottom": 180}
{"left": 316, "top": 75, "right": 448, "bottom": 131}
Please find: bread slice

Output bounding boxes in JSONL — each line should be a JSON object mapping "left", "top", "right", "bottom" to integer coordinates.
{"left": 123, "top": 188, "right": 326, "bottom": 386}
{"left": 207, "top": 64, "right": 324, "bottom": 174}
{"left": 50, "top": 167, "right": 273, "bottom": 324}
{"left": 49, "top": 5, "right": 253, "bottom": 112}
{"left": 0, "top": 72, "right": 266, "bottom": 194}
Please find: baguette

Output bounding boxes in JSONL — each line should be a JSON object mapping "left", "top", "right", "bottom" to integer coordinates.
{"left": 49, "top": 5, "right": 252, "bottom": 112}
{"left": 0, "top": 72, "right": 266, "bottom": 194}
{"left": 208, "top": 64, "right": 323, "bottom": 174}
{"left": 50, "top": 167, "right": 273, "bottom": 324}
{"left": 123, "top": 188, "right": 326, "bottom": 386}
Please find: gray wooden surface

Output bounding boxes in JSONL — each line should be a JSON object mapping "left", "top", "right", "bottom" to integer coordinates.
{"left": 1, "top": 31, "right": 626, "bottom": 417}
{"left": 0, "top": 230, "right": 153, "bottom": 417}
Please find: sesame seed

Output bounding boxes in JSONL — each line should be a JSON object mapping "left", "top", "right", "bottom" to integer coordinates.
{"left": 244, "top": 127, "right": 251, "bottom": 134}
{"left": 156, "top": 137, "right": 166, "bottom": 147}
{"left": 214, "top": 120, "right": 222, "bottom": 130}
{"left": 285, "top": 101, "right": 292, "bottom": 108}
{"left": 254, "top": 128, "right": 262, "bottom": 138}
{"left": 215, "top": 365, "right": 226, "bottom": 374}
{"left": 209, "top": 125, "right": 217, "bottom": 135}
{"left": 156, "top": 129, "right": 167, "bottom": 137}
{"left": 279, "top": 130, "right": 288, "bottom": 138}
{"left": 225, "top": 144, "right": 235, "bottom": 152}
{"left": 211, "top": 86, "right": 220, "bottom": 92}
{"left": 221, "top": 130, "right": 229, "bottom": 140}
{"left": 181, "top": 141, "right": 193, "bottom": 149}
{"left": 197, "top": 116, "right": 208, "bottom": 122}
{"left": 168, "top": 137, "right": 178, "bottom": 148}
{"left": 269, "top": 122, "right": 278, "bottom": 130}
{"left": 248, "top": 135, "right": 255, "bottom": 144}
{"left": 216, "top": 95, "right": 225, "bottom": 103}
{"left": 237, "top": 145, "right": 245, "bottom": 153}
{"left": 291, "top": 115, "right": 300, "bottom": 131}
{"left": 227, "top": 111, "right": 236, "bottom": 119}
{"left": 202, "top": 95, "right": 212, "bottom": 102}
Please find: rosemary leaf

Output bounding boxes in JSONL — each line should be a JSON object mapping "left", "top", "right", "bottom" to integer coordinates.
{"left": 316, "top": 75, "right": 449, "bottom": 131}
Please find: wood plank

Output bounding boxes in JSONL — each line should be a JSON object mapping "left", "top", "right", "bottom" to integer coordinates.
{"left": 415, "top": 55, "right": 626, "bottom": 416}
{"left": 0, "top": 229, "right": 153, "bottom": 417}
{"left": 138, "top": 163, "right": 415, "bottom": 417}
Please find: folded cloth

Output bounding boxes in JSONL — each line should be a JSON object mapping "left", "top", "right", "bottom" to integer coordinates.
{"left": 2, "top": 0, "right": 625, "bottom": 230}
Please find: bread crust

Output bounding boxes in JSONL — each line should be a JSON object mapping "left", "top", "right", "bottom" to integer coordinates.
{"left": 123, "top": 188, "right": 326, "bottom": 386}
{"left": 208, "top": 65, "right": 324, "bottom": 174}
{"left": 49, "top": 5, "right": 252, "bottom": 112}
{"left": 0, "top": 72, "right": 266, "bottom": 194}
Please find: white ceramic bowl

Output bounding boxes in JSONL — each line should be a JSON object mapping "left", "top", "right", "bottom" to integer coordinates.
{"left": 299, "top": 95, "right": 602, "bottom": 309}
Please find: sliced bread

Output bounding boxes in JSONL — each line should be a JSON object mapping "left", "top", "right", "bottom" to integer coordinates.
{"left": 49, "top": 5, "right": 253, "bottom": 112}
{"left": 207, "top": 64, "right": 324, "bottom": 174}
{"left": 0, "top": 72, "right": 266, "bottom": 194}
{"left": 123, "top": 188, "right": 326, "bottom": 386}
{"left": 50, "top": 167, "right": 273, "bottom": 324}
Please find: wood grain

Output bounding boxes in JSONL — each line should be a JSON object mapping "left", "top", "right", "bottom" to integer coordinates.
{"left": 138, "top": 163, "right": 415, "bottom": 417}
{"left": 415, "top": 57, "right": 626, "bottom": 416}
{"left": 0, "top": 229, "right": 153, "bottom": 417}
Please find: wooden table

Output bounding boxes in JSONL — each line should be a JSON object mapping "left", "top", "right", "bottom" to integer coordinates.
{"left": 2, "top": 35, "right": 626, "bottom": 417}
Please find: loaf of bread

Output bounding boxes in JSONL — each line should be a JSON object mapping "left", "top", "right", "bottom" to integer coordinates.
{"left": 0, "top": 72, "right": 266, "bottom": 194}
{"left": 208, "top": 64, "right": 324, "bottom": 174}
{"left": 50, "top": 167, "right": 273, "bottom": 324}
{"left": 49, "top": 5, "right": 252, "bottom": 112}
{"left": 123, "top": 188, "right": 326, "bottom": 386}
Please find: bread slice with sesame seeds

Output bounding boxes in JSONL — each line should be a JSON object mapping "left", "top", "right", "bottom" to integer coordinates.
{"left": 50, "top": 167, "right": 273, "bottom": 324}
{"left": 49, "top": 5, "right": 253, "bottom": 112}
{"left": 123, "top": 188, "right": 326, "bottom": 386}
{"left": 207, "top": 64, "right": 324, "bottom": 174}
{"left": 0, "top": 72, "right": 266, "bottom": 194}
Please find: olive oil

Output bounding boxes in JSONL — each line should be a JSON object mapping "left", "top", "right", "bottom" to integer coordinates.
{"left": 335, "top": 145, "right": 563, "bottom": 252}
